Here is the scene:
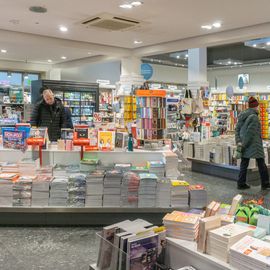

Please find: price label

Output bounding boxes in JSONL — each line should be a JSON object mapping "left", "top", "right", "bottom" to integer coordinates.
{"left": 93, "top": 112, "right": 102, "bottom": 123}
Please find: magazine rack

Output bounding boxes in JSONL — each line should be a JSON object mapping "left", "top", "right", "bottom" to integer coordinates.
{"left": 91, "top": 231, "right": 129, "bottom": 270}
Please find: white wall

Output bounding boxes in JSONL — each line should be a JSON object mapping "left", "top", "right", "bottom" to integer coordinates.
{"left": 208, "top": 65, "right": 270, "bottom": 92}
{"left": 61, "top": 61, "right": 121, "bottom": 84}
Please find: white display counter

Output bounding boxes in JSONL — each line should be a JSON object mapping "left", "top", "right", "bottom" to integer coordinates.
{"left": 167, "top": 237, "right": 236, "bottom": 270}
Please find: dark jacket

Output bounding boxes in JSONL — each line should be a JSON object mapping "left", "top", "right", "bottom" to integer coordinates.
{"left": 30, "top": 97, "right": 66, "bottom": 142}
{"left": 235, "top": 108, "right": 264, "bottom": 159}
{"left": 64, "top": 107, "right": 73, "bottom": 129}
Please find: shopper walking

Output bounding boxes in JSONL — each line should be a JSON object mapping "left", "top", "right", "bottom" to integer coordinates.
{"left": 30, "top": 87, "right": 66, "bottom": 142}
{"left": 235, "top": 96, "right": 270, "bottom": 190}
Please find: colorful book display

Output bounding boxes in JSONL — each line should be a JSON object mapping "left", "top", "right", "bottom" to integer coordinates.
{"left": 259, "top": 100, "right": 269, "bottom": 139}
{"left": 124, "top": 96, "right": 136, "bottom": 124}
{"left": 136, "top": 90, "right": 166, "bottom": 140}
{"left": 2, "top": 129, "right": 27, "bottom": 151}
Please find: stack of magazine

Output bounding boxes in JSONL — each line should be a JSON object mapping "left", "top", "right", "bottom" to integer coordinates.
{"left": 230, "top": 235, "right": 270, "bottom": 270}
{"left": 156, "top": 179, "right": 171, "bottom": 208}
{"left": 163, "top": 151, "right": 179, "bottom": 178}
{"left": 189, "top": 184, "right": 207, "bottom": 208}
{"left": 80, "top": 158, "right": 99, "bottom": 172}
{"left": 13, "top": 176, "right": 33, "bottom": 206}
{"left": 85, "top": 170, "right": 104, "bottom": 207}
{"left": 49, "top": 177, "right": 68, "bottom": 206}
{"left": 138, "top": 173, "right": 157, "bottom": 207}
{"left": 147, "top": 161, "right": 165, "bottom": 179}
{"left": 0, "top": 173, "right": 16, "bottom": 206}
{"left": 18, "top": 158, "right": 39, "bottom": 176}
{"left": 170, "top": 180, "right": 189, "bottom": 208}
{"left": 67, "top": 174, "right": 86, "bottom": 207}
{"left": 32, "top": 175, "right": 53, "bottom": 206}
{"left": 103, "top": 170, "right": 123, "bottom": 207}
{"left": 121, "top": 172, "right": 140, "bottom": 208}
{"left": 115, "top": 163, "right": 132, "bottom": 173}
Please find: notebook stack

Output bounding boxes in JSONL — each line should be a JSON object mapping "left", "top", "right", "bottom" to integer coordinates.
{"left": 18, "top": 158, "right": 39, "bottom": 176}
{"left": 206, "top": 223, "right": 253, "bottom": 262}
{"left": 49, "top": 177, "right": 68, "bottom": 206}
{"left": 103, "top": 170, "right": 123, "bottom": 207}
{"left": 230, "top": 235, "right": 270, "bottom": 270}
{"left": 163, "top": 211, "right": 200, "bottom": 241}
{"left": 188, "top": 184, "right": 207, "bottom": 208}
{"left": 138, "top": 173, "right": 157, "bottom": 207}
{"left": 80, "top": 158, "right": 99, "bottom": 172}
{"left": 115, "top": 163, "right": 132, "bottom": 173}
{"left": 121, "top": 172, "right": 140, "bottom": 207}
{"left": 163, "top": 151, "right": 179, "bottom": 178}
{"left": 13, "top": 176, "right": 33, "bottom": 206}
{"left": 32, "top": 175, "right": 53, "bottom": 206}
{"left": 0, "top": 173, "right": 17, "bottom": 206}
{"left": 85, "top": 170, "right": 104, "bottom": 207}
{"left": 147, "top": 161, "right": 165, "bottom": 179}
{"left": 67, "top": 174, "right": 86, "bottom": 207}
{"left": 156, "top": 179, "right": 171, "bottom": 208}
{"left": 170, "top": 180, "right": 189, "bottom": 208}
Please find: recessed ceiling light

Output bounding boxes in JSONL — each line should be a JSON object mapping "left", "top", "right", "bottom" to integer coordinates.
{"left": 1, "top": 49, "right": 7, "bottom": 53}
{"left": 201, "top": 25, "right": 212, "bottom": 30}
{"left": 134, "top": 40, "right": 143, "bottom": 44}
{"left": 119, "top": 4, "right": 133, "bottom": 9}
{"left": 24, "top": 73, "right": 29, "bottom": 79}
{"left": 87, "top": 52, "right": 92, "bottom": 55}
{"left": 228, "top": 61, "right": 232, "bottom": 64}
{"left": 7, "top": 72, "right": 12, "bottom": 78}
{"left": 213, "top": 22, "right": 221, "bottom": 28}
{"left": 185, "top": 54, "right": 188, "bottom": 58}
{"left": 61, "top": 56, "right": 67, "bottom": 60}
{"left": 253, "top": 44, "right": 257, "bottom": 47}
{"left": 176, "top": 55, "right": 180, "bottom": 59}
{"left": 131, "top": 1, "right": 143, "bottom": 6}
{"left": 59, "top": 26, "right": 68, "bottom": 32}
{"left": 48, "top": 59, "right": 52, "bottom": 63}
{"left": 234, "top": 62, "right": 238, "bottom": 65}
{"left": 182, "top": 64, "right": 184, "bottom": 67}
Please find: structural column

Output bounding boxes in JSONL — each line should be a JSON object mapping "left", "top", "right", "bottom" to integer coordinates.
{"left": 117, "top": 56, "right": 144, "bottom": 95}
{"left": 188, "top": 48, "right": 209, "bottom": 95}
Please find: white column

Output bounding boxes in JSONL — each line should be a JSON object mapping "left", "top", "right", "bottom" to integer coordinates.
{"left": 117, "top": 56, "right": 144, "bottom": 95}
{"left": 188, "top": 48, "right": 209, "bottom": 96}
{"left": 46, "top": 68, "right": 61, "bottom": 80}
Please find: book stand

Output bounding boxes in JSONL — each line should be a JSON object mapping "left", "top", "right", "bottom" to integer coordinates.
{"left": 73, "top": 139, "right": 90, "bottom": 160}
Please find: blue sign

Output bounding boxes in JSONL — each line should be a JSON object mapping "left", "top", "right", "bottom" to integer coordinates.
{"left": 141, "top": 63, "right": 153, "bottom": 80}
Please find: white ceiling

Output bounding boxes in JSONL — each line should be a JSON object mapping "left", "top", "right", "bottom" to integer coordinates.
{"left": 1, "top": 0, "right": 270, "bottom": 64}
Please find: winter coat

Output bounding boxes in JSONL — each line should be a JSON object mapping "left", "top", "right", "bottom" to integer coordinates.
{"left": 235, "top": 108, "right": 264, "bottom": 159}
{"left": 30, "top": 97, "right": 66, "bottom": 142}
{"left": 64, "top": 107, "right": 73, "bottom": 129}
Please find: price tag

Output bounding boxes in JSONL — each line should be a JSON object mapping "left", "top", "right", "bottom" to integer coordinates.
{"left": 93, "top": 112, "right": 102, "bottom": 123}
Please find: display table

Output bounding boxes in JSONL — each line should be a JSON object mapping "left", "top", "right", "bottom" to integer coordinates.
{"left": 167, "top": 237, "right": 236, "bottom": 270}
{"left": 189, "top": 158, "right": 262, "bottom": 183}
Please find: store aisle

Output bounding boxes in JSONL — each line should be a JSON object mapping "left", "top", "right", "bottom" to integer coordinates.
{"left": 0, "top": 227, "right": 100, "bottom": 270}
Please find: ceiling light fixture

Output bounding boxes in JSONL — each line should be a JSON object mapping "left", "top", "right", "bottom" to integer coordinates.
{"left": 119, "top": 4, "right": 133, "bottom": 9}
{"left": 88, "top": 52, "right": 92, "bottom": 55}
{"left": 134, "top": 40, "right": 143, "bottom": 44}
{"left": 213, "top": 22, "right": 221, "bottom": 28}
{"left": 59, "top": 26, "right": 68, "bottom": 32}
{"left": 228, "top": 61, "right": 232, "bottom": 64}
{"left": 201, "top": 25, "right": 212, "bottom": 30}
{"left": 24, "top": 73, "right": 29, "bottom": 79}
{"left": 185, "top": 54, "right": 188, "bottom": 58}
{"left": 131, "top": 1, "right": 143, "bottom": 6}
{"left": 176, "top": 55, "right": 180, "bottom": 59}
{"left": 267, "top": 42, "right": 270, "bottom": 46}
{"left": 253, "top": 44, "right": 257, "bottom": 47}
{"left": 7, "top": 72, "right": 12, "bottom": 78}
{"left": 48, "top": 59, "right": 52, "bottom": 63}
{"left": 1, "top": 49, "right": 7, "bottom": 53}
{"left": 61, "top": 56, "right": 67, "bottom": 60}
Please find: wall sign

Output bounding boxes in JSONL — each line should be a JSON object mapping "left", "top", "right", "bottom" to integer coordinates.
{"left": 141, "top": 63, "right": 153, "bottom": 80}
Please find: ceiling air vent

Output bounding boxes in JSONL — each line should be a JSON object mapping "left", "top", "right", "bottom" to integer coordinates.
{"left": 79, "top": 13, "right": 141, "bottom": 31}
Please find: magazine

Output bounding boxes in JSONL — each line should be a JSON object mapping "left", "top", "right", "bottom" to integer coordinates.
{"left": 2, "top": 130, "right": 27, "bottom": 152}
{"left": 61, "top": 128, "right": 74, "bottom": 140}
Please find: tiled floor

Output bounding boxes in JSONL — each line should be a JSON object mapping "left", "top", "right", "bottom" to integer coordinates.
{"left": 0, "top": 169, "right": 269, "bottom": 270}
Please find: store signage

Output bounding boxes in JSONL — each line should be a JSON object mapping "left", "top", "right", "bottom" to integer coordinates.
{"left": 150, "top": 83, "right": 161, "bottom": 89}
{"left": 96, "top": 79, "right": 110, "bottom": 85}
{"left": 93, "top": 112, "right": 102, "bottom": 123}
{"left": 168, "top": 85, "right": 178, "bottom": 91}
{"left": 141, "top": 63, "right": 153, "bottom": 80}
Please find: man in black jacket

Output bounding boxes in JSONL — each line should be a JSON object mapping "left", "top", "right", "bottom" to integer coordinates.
{"left": 30, "top": 88, "right": 66, "bottom": 141}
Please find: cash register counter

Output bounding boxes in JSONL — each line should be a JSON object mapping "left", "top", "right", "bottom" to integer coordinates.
{"left": 0, "top": 146, "right": 179, "bottom": 226}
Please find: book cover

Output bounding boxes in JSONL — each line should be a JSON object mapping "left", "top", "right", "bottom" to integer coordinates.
{"left": 74, "top": 127, "right": 89, "bottom": 139}
{"left": 61, "top": 128, "right": 74, "bottom": 140}
{"left": 98, "top": 130, "right": 115, "bottom": 150}
{"left": 3, "top": 130, "right": 27, "bottom": 152}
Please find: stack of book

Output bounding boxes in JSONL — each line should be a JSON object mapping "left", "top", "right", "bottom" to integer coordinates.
{"left": 1, "top": 163, "right": 18, "bottom": 173}
{"left": 67, "top": 174, "right": 86, "bottom": 207}
{"left": 156, "top": 179, "right": 171, "bottom": 208}
{"left": 49, "top": 177, "right": 68, "bottom": 206}
{"left": 121, "top": 172, "right": 140, "bottom": 207}
{"left": 53, "top": 165, "right": 68, "bottom": 177}
{"left": 0, "top": 173, "right": 17, "bottom": 206}
{"left": 138, "top": 173, "right": 157, "bottom": 207}
{"left": 36, "top": 166, "right": 53, "bottom": 177}
{"left": 163, "top": 211, "right": 199, "bottom": 241}
{"left": 85, "top": 170, "right": 104, "bottom": 207}
{"left": 163, "top": 151, "right": 179, "bottom": 178}
{"left": 204, "top": 201, "right": 221, "bottom": 217}
{"left": 170, "top": 180, "right": 189, "bottom": 208}
{"left": 13, "top": 176, "right": 33, "bottom": 206}
{"left": 130, "top": 166, "right": 149, "bottom": 174}
{"left": 103, "top": 170, "right": 123, "bottom": 207}
{"left": 115, "top": 163, "right": 132, "bottom": 173}
{"left": 18, "top": 158, "right": 39, "bottom": 176}
{"left": 230, "top": 235, "right": 270, "bottom": 270}
{"left": 147, "top": 161, "right": 165, "bottom": 179}
{"left": 80, "top": 158, "right": 99, "bottom": 172}
{"left": 32, "top": 175, "right": 53, "bottom": 206}
{"left": 189, "top": 184, "right": 207, "bottom": 208}
{"left": 206, "top": 223, "right": 253, "bottom": 262}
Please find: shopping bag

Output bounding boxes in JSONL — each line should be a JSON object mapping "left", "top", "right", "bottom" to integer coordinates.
{"left": 181, "top": 89, "right": 193, "bottom": 114}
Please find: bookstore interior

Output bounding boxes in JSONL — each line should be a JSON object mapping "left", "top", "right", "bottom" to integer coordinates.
{"left": 3, "top": 1, "right": 270, "bottom": 269}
